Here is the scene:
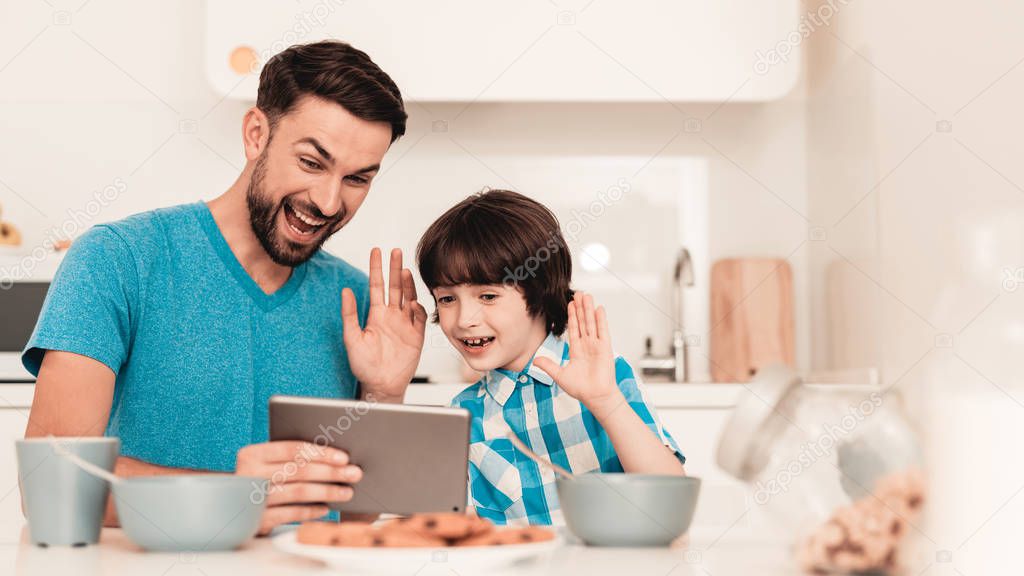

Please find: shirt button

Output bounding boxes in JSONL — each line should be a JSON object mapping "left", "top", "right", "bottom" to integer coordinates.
{"left": 518, "top": 375, "right": 528, "bottom": 384}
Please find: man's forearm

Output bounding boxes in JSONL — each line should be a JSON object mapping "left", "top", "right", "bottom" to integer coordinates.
{"left": 102, "top": 456, "right": 213, "bottom": 526}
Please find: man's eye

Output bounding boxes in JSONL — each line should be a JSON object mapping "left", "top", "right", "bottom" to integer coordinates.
{"left": 345, "top": 175, "right": 369, "bottom": 185}
{"left": 300, "top": 158, "right": 322, "bottom": 171}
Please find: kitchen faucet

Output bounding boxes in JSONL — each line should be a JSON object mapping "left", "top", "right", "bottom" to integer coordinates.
{"left": 638, "top": 247, "right": 694, "bottom": 382}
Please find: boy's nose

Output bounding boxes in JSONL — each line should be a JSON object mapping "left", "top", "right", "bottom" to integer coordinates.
{"left": 456, "top": 304, "right": 481, "bottom": 329}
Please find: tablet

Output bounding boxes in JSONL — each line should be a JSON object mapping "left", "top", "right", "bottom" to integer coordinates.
{"left": 268, "top": 395, "right": 470, "bottom": 515}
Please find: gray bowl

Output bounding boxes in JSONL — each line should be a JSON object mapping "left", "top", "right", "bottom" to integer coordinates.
{"left": 113, "top": 475, "right": 268, "bottom": 552}
{"left": 556, "top": 474, "right": 701, "bottom": 547}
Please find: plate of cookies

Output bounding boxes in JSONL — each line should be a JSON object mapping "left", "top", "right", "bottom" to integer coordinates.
{"left": 274, "top": 512, "right": 561, "bottom": 574}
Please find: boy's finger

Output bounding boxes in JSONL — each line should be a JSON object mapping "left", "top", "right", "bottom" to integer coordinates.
{"left": 571, "top": 292, "right": 585, "bottom": 338}
{"left": 582, "top": 293, "right": 597, "bottom": 338}
{"left": 596, "top": 305, "right": 608, "bottom": 341}
{"left": 566, "top": 300, "right": 581, "bottom": 349}
{"left": 368, "top": 247, "right": 385, "bottom": 307}
{"left": 532, "top": 357, "right": 561, "bottom": 381}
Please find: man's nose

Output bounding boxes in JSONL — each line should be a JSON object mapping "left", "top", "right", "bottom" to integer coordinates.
{"left": 308, "top": 179, "right": 344, "bottom": 219}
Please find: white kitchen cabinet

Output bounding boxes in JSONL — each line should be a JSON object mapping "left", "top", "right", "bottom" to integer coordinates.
{"left": 656, "top": 408, "right": 763, "bottom": 537}
{"left": 205, "top": 0, "right": 802, "bottom": 102}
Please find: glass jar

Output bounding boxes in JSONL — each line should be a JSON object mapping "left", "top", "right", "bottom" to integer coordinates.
{"left": 716, "top": 366, "right": 924, "bottom": 574}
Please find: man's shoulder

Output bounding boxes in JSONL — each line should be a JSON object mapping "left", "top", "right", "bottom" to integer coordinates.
{"left": 88, "top": 202, "right": 202, "bottom": 253}
{"left": 68, "top": 203, "right": 201, "bottom": 261}
{"left": 306, "top": 250, "right": 369, "bottom": 291}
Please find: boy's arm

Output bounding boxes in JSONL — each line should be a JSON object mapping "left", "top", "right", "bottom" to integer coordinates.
{"left": 532, "top": 292, "right": 685, "bottom": 476}
{"left": 585, "top": 388, "right": 686, "bottom": 475}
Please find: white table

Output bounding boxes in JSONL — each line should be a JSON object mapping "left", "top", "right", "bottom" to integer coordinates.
{"left": 0, "top": 525, "right": 798, "bottom": 575}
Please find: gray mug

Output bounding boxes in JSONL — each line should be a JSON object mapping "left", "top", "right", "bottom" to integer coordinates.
{"left": 16, "top": 437, "right": 120, "bottom": 547}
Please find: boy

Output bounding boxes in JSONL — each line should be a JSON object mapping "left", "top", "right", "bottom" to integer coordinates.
{"left": 416, "top": 189, "right": 686, "bottom": 526}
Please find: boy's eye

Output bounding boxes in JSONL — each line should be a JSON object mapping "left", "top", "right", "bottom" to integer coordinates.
{"left": 437, "top": 295, "right": 455, "bottom": 304}
{"left": 299, "top": 157, "right": 322, "bottom": 171}
{"left": 480, "top": 293, "right": 498, "bottom": 301}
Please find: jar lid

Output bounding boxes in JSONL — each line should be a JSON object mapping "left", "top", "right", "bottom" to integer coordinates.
{"left": 715, "top": 364, "right": 802, "bottom": 481}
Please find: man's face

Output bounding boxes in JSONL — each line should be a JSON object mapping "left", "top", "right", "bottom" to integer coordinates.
{"left": 247, "top": 96, "right": 393, "bottom": 266}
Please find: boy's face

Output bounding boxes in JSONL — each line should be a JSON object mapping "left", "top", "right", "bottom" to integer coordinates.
{"left": 433, "top": 284, "right": 549, "bottom": 374}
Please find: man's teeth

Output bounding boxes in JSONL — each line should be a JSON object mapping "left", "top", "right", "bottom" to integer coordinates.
{"left": 287, "top": 221, "right": 315, "bottom": 236}
{"left": 462, "top": 337, "right": 495, "bottom": 347}
{"left": 291, "top": 205, "right": 327, "bottom": 227}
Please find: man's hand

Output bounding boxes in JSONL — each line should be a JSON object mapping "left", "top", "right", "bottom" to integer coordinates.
{"left": 532, "top": 292, "right": 624, "bottom": 416}
{"left": 235, "top": 441, "right": 363, "bottom": 536}
{"left": 342, "top": 247, "right": 427, "bottom": 403}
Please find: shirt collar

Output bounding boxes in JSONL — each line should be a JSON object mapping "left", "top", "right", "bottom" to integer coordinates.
{"left": 482, "top": 332, "right": 568, "bottom": 406}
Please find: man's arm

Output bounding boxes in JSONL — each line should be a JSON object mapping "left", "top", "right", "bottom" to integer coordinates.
{"left": 23, "top": 350, "right": 204, "bottom": 525}
{"left": 25, "top": 350, "right": 364, "bottom": 534}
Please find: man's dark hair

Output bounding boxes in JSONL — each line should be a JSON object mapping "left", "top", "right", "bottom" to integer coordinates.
{"left": 416, "top": 189, "right": 575, "bottom": 335}
{"left": 256, "top": 41, "right": 406, "bottom": 142}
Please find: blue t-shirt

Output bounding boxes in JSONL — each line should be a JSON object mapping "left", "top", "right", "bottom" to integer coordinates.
{"left": 22, "top": 201, "right": 369, "bottom": 472}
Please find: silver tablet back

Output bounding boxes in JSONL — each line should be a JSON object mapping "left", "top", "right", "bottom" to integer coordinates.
{"left": 268, "top": 395, "right": 470, "bottom": 515}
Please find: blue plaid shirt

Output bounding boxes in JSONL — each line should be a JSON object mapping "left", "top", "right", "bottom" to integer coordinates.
{"left": 449, "top": 333, "right": 685, "bottom": 526}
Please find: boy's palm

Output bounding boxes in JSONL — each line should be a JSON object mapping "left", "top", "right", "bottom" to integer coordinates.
{"left": 533, "top": 293, "right": 618, "bottom": 405}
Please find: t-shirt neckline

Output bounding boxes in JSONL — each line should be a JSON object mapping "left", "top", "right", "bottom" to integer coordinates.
{"left": 194, "top": 201, "right": 308, "bottom": 311}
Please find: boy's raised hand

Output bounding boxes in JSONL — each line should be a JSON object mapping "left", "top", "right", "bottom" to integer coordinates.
{"left": 341, "top": 247, "right": 427, "bottom": 403}
{"left": 533, "top": 292, "right": 623, "bottom": 411}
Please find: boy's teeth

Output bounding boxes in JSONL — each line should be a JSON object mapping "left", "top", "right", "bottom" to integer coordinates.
{"left": 462, "top": 337, "right": 494, "bottom": 347}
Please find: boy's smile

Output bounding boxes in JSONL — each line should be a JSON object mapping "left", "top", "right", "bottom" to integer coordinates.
{"left": 433, "top": 284, "right": 548, "bottom": 373}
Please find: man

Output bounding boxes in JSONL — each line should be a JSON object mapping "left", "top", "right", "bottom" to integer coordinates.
{"left": 21, "top": 41, "right": 426, "bottom": 534}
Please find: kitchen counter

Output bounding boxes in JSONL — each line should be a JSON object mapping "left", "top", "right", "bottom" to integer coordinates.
{"left": 405, "top": 382, "right": 743, "bottom": 408}
{"left": 0, "top": 525, "right": 799, "bottom": 575}
{"left": 0, "top": 383, "right": 744, "bottom": 410}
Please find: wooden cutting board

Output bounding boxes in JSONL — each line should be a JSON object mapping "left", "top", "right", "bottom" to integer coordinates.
{"left": 709, "top": 258, "right": 794, "bottom": 382}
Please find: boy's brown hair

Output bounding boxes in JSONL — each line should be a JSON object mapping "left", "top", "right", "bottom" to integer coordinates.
{"left": 416, "top": 189, "right": 575, "bottom": 335}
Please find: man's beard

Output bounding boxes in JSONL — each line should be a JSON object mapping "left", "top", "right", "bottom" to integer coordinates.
{"left": 246, "top": 152, "right": 341, "bottom": 267}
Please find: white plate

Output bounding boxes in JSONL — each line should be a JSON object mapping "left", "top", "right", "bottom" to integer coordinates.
{"left": 273, "top": 529, "right": 562, "bottom": 575}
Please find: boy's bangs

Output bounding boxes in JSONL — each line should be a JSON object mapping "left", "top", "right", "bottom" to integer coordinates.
{"left": 425, "top": 232, "right": 511, "bottom": 288}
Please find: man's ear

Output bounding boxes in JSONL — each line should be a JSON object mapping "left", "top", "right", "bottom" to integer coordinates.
{"left": 241, "top": 107, "right": 272, "bottom": 162}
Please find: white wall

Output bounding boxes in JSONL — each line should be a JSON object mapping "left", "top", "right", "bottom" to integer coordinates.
{"left": 802, "top": 0, "right": 1024, "bottom": 571}
{"left": 0, "top": 1, "right": 813, "bottom": 383}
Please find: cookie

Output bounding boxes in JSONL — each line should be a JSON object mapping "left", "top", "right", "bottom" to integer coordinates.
{"left": 296, "top": 522, "right": 376, "bottom": 547}
{"left": 384, "top": 512, "right": 493, "bottom": 541}
{"left": 456, "top": 526, "right": 555, "bottom": 547}
{"left": 297, "top": 521, "right": 446, "bottom": 548}
{"left": 367, "top": 529, "right": 446, "bottom": 548}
